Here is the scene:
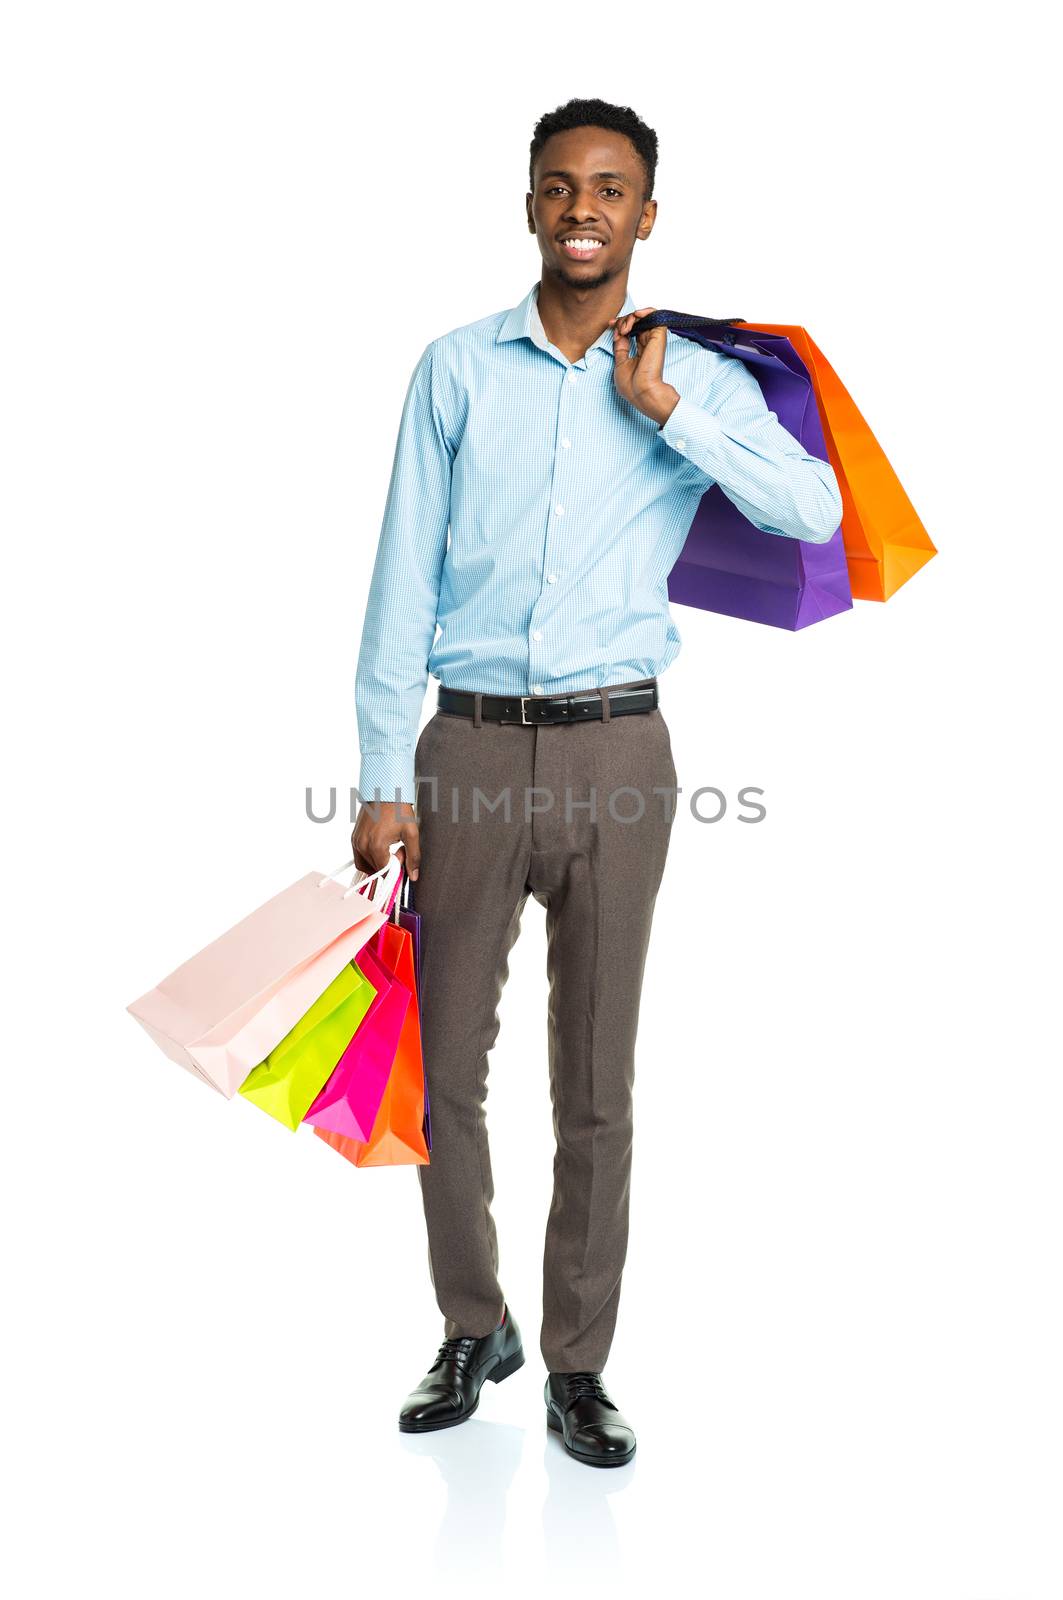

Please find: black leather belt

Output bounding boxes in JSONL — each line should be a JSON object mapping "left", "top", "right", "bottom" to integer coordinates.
{"left": 437, "top": 679, "right": 658, "bottom": 726}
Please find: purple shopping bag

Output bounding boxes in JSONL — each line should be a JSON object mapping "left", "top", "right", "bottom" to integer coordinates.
{"left": 397, "top": 870, "right": 431, "bottom": 1151}
{"left": 631, "top": 310, "right": 851, "bottom": 631}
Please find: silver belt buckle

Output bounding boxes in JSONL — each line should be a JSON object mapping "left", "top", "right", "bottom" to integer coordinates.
{"left": 520, "top": 695, "right": 533, "bottom": 725}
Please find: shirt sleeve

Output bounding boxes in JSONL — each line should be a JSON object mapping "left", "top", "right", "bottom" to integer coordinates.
{"left": 657, "top": 352, "right": 844, "bottom": 543}
{"left": 355, "top": 340, "right": 452, "bottom": 805}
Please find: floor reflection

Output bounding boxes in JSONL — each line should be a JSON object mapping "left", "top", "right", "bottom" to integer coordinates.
{"left": 398, "top": 1405, "right": 635, "bottom": 1586}
{"left": 399, "top": 1418, "right": 524, "bottom": 1583}
{"left": 541, "top": 1424, "right": 634, "bottom": 1580}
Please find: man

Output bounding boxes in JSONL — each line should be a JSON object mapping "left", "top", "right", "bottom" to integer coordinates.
{"left": 351, "top": 97, "right": 842, "bottom": 1467}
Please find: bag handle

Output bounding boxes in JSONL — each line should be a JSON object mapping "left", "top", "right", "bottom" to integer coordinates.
{"left": 627, "top": 309, "right": 746, "bottom": 344}
{"left": 343, "top": 851, "right": 404, "bottom": 904}
{"left": 381, "top": 858, "right": 405, "bottom": 919}
{"left": 316, "top": 851, "right": 402, "bottom": 902}
{"left": 317, "top": 857, "right": 387, "bottom": 890}
{"left": 358, "top": 855, "right": 407, "bottom": 957}
{"left": 399, "top": 865, "right": 415, "bottom": 916}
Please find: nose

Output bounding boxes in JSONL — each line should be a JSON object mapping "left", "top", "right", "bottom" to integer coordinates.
{"left": 563, "top": 191, "right": 601, "bottom": 223}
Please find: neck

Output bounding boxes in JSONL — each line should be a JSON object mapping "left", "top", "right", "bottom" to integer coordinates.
{"left": 536, "top": 269, "right": 630, "bottom": 363}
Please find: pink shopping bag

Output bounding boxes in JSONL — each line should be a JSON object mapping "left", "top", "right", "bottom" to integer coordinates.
{"left": 126, "top": 858, "right": 399, "bottom": 1098}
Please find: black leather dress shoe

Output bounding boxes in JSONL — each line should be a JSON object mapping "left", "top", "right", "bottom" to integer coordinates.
{"left": 545, "top": 1371, "right": 636, "bottom": 1466}
{"left": 398, "top": 1306, "right": 525, "bottom": 1432}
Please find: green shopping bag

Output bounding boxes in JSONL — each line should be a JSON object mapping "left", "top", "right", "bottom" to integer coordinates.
{"left": 238, "top": 961, "right": 378, "bottom": 1130}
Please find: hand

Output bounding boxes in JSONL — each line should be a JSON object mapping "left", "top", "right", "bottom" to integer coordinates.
{"left": 352, "top": 800, "right": 421, "bottom": 880}
{"left": 610, "top": 307, "right": 680, "bottom": 427}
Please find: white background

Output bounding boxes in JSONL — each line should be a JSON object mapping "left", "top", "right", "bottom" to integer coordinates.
{"left": 2, "top": 2, "right": 1059, "bottom": 1596}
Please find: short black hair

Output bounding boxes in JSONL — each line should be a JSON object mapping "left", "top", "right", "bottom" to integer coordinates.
{"left": 529, "top": 97, "right": 659, "bottom": 203}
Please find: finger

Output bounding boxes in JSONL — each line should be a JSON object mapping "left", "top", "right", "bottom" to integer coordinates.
{"left": 351, "top": 826, "right": 374, "bottom": 877}
{"left": 609, "top": 307, "right": 657, "bottom": 335}
{"left": 611, "top": 321, "right": 637, "bottom": 366}
{"left": 635, "top": 324, "right": 668, "bottom": 382}
{"left": 611, "top": 327, "right": 636, "bottom": 400}
{"left": 401, "top": 821, "right": 422, "bottom": 880}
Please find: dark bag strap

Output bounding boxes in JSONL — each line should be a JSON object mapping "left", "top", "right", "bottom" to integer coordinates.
{"left": 628, "top": 309, "right": 746, "bottom": 344}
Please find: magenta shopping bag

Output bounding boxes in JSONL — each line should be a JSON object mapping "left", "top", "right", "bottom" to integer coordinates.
{"left": 397, "top": 869, "right": 430, "bottom": 1152}
{"left": 302, "top": 868, "right": 412, "bottom": 1140}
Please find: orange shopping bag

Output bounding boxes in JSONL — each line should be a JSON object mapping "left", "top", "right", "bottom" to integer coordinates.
{"left": 313, "top": 919, "right": 429, "bottom": 1168}
{"left": 742, "top": 320, "right": 937, "bottom": 602}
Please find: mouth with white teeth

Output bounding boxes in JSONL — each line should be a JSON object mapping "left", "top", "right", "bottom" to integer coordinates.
{"left": 560, "top": 237, "right": 605, "bottom": 260}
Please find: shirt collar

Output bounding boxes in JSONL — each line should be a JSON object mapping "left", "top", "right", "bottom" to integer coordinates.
{"left": 496, "top": 279, "right": 638, "bottom": 361}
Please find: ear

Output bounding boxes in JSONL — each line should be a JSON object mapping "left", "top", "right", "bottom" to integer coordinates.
{"left": 526, "top": 193, "right": 535, "bottom": 234}
{"left": 637, "top": 197, "right": 658, "bottom": 242}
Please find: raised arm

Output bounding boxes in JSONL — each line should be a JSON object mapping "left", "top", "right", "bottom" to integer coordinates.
{"left": 611, "top": 309, "right": 843, "bottom": 543}
{"left": 657, "top": 354, "right": 843, "bottom": 542}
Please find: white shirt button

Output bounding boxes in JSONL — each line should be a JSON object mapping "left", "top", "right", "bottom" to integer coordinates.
{"left": 566, "top": 371, "right": 577, "bottom": 384}
{"left": 531, "top": 629, "right": 543, "bottom": 641}
{"left": 532, "top": 684, "right": 544, "bottom": 695}
{"left": 555, "top": 504, "right": 565, "bottom": 517}
{"left": 674, "top": 438, "right": 687, "bottom": 451}
{"left": 560, "top": 437, "right": 572, "bottom": 449}
{"left": 547, "top": 572, "right": 558, "bottom": 583}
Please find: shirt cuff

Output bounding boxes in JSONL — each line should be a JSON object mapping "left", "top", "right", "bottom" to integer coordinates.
{"left": 657, "top": 393, "right": 725, "bottom": 468}
{"left": 358, "top": 751, "right": 416, "bottom": 808}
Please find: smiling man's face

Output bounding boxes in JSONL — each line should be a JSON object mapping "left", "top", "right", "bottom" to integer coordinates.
{"left": 527, "top": 125, "right": 656, "bottom": 291}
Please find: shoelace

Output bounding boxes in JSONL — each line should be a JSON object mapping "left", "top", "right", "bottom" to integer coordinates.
{"left": 433, "top": 1334, "right": 478, "bottom": 1372}
{"left": 563, "top": 1371, "right": 612, "bottom": 1406}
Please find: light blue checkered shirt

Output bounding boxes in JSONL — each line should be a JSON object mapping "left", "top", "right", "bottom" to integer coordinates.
{"left": 356, "top": 280, "right": 843, "bottom": 801}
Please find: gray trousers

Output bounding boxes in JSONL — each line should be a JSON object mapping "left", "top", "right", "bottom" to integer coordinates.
{"left": 411, "top": 678, "right": 677, "bottom": 1373}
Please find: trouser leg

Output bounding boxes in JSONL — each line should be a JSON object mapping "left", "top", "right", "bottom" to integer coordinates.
{"left": 530, "top": 702, "right": 678, "bottom": 1372}
{"left": 412, "top": 710, "right": 533, "bottom": 1338}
